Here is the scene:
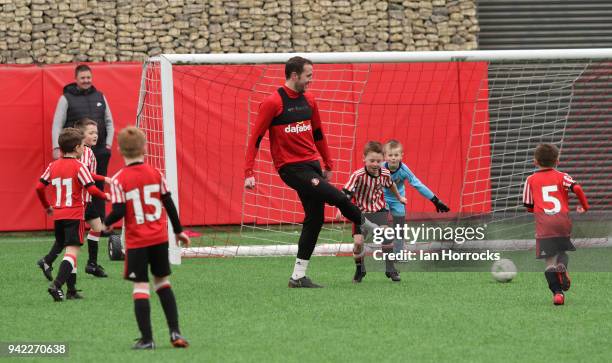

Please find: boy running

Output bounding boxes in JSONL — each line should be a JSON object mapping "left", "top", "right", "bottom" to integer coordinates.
{"left": 522, "top": 143, "right": 589, "bottom": 305}
{"left": 35, "top": 128, "right": 109, "bottom": 301}
{"left": 38, "top": 118, "right": 110, "bottom": 280}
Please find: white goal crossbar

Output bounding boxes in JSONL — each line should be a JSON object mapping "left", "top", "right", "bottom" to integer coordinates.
{"left": 162, "top": 49, "right": 612, "bottom": 65}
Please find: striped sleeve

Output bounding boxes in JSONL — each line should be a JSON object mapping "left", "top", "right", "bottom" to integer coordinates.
{"left": 81, "top": 147, "right": 97, "bottom": 173}
{"left": 77, "top": 164, "right": 95, "bottom": 186}
{"left": 91, "top": 152, "right": 97, "bottom": 174}
{"left": 79, "top": 149, "right": 86, "bottom": 166}
{"left": 40, "top": 163, "right": 52, "bottom": 185}
{"left": 80, "top": 148, "right": 90, "bottom": 171}
{"left": 522, "top": 176, "right": 533, "bottom": 208}
{"left": 562, "top": 173, "right": 575, "bottom": 190}
{"left": 381, "top": 170, "right": 394, "bottom": 188}
{"left": 343, "top": 170, "right": 360, "bottom": 195}
{"left": 110, "top": 177, "right": 126, "bottom": 203}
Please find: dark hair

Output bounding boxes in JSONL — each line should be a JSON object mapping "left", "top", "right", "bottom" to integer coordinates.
{"left": 75, "top": 64, "right": 91, "bottom": 77}
{"left": 363, "top": 141, "right": 383, "bottom": 156}
{"left": 118, "top": 126, "right": 146, "bottom": 158}
{"left": 74, "top": 118, "right": 97, "bottom": 131}
{"left": 285, "top": 56, "right": 313, "bottom": 80}
{"left": 58, "top": 128, "right": 84, "bottom": 153}
{"left": 534, "top": 143, "right": 559, "bottom": 167}
{"left": 383, "top": 139, "right": 403, "bottom": 153}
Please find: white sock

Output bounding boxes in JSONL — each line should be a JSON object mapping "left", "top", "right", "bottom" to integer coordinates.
{"left": 291, "top": 258, "right": 309, "bottom": 280}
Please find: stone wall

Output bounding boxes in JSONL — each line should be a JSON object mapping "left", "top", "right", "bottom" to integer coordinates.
{"left": 0, "top": 0, "right": 478, "bottom": 64}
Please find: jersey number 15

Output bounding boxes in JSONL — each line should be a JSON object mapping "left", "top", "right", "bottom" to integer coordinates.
{"left": 125, "top": 184, "right": 162, "bottom": 224}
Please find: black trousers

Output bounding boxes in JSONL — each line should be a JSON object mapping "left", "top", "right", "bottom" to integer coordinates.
{"left": 93, "top": 146, "right": 111, "bottom": 220}
{"left": 278, "top": 161, "right": 362, "bottom": 260}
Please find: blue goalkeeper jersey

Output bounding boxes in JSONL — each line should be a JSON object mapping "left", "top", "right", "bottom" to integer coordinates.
{"left": 383, "top": 162, "right": 434, "bottom": 210}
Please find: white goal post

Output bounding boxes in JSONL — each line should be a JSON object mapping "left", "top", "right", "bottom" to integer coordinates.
{"left": 137, "top": 49, "right": 612, "bottom": 262}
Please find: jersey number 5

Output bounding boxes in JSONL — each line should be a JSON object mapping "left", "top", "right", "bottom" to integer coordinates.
{"left": 125, "top": 184, "right": 162, "bottom": 224}
{"left": 542, "top": 185, "right": 561, "bottom": 215}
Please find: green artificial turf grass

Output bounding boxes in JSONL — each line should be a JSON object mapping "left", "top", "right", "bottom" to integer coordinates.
{"left": 1, "top": 236, "right": 612, "bottom": 362}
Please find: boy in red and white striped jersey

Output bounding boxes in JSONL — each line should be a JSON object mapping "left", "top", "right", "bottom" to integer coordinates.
{"left": 76, "top": 119, "right": 111, "bottom": 276}
{"left": 35, "top": 128, "right": 110, "bottom": 301}
{"left": 341, "top": 141, "right": 406, "bottom": 283}
{"left": 38, "top": 119, "right": 111, "bottom": 280}
{"left": 522, "top": 143, "right": 589, "bottom": 305}
{"left": 103, "top": 126, "right": 190, "bottom": 350}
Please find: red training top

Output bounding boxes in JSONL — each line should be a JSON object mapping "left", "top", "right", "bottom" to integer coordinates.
{"left": 522, "top": 168, "right": 589, "bottom": 238}
{"left": 36, "top": 157, "right": 106, "bottom": 220}
{"left": 244, "top": 85, "right": 333, "bottom": 177}
{"left": 109, "top": 162, "right": 170, "bottom": 249}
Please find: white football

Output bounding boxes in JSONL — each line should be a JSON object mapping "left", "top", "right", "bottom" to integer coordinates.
{"left": 491, "top": 258, "right": 517, "bottom": 282}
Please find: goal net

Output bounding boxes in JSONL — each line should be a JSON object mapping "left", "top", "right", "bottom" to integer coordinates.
{"left": 136, "top": 50, "right": 612, "bottom": 262}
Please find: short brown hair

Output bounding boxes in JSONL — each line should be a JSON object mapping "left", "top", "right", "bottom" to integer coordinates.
{"left": 363, "top": 141, "right": 383, "bottom": 156}
{"left": 58, "top": 128, "right": 84, "bottom": 153}
{"left": 118, "top": 126, "right": 146, "bottom": 158}
{"left": 285, "top": 56, "right": 313, "bottom": 80}
{"left": 74, "top": 118, "right": 97, "bottom": 131}
{"left": 383, "top": 139, "right": 403, "bottom": 153}
{"left": 534, "top": 143, "right": 559, "bottom": 167}
{"left": 75, "top": 64, "right": 91, "bottom": 77}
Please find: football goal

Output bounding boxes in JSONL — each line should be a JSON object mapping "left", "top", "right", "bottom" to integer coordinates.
{"left": 136, "top": 49, "right": 612, "bottom": 263}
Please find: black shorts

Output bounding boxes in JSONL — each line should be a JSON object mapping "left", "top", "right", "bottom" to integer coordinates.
{"left": 352, "top": 210, "right": 390, "bottom": 235}
{"left": 84, "top": 202, "right": 100, "bottom": 221}
{"left": 54, "top": 219, "right": 85, "bottom": 247}
{"left": 124, "top": 242, "right": 171, "bottom": 282}
{"left": 536, "top": 237, "right": 576, "bottom": 259}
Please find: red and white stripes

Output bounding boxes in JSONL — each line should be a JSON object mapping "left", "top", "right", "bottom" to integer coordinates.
{"left": 80, "top": 147, "right": 98, "bottom": 202}
{"left": 133, "top": 287, "right": 150, "bottom": 300}
{"left": 344, "top": 168, "right": 393, "bottom": 212}
{"left": 63, "top": 253, "right": 77, "bottom": 273}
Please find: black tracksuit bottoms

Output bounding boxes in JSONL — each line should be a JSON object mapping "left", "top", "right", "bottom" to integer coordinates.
{"left": 278, "top": 161, "right": 362, "bottom": 260}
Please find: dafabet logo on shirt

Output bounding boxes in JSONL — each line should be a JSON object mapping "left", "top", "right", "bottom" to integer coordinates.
{"left": 284, "top": 121, "right": 312, "bottom": 134}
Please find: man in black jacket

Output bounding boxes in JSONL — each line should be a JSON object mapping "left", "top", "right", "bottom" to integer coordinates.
{"left": 52, "top": 65, "right": 114, "bottom": 161}
{"left": 49, "top": 64, "right": 114, "bottom": 277}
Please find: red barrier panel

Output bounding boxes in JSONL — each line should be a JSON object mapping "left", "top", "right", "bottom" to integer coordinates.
{"left": 0, "top": 66, "right": 45, "bottom": 231}
{"left": 0, "top": 62, "right": 489, "bottom": 231}
{"left": 0, "top": 63, "right": 141, "bottom": 231}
